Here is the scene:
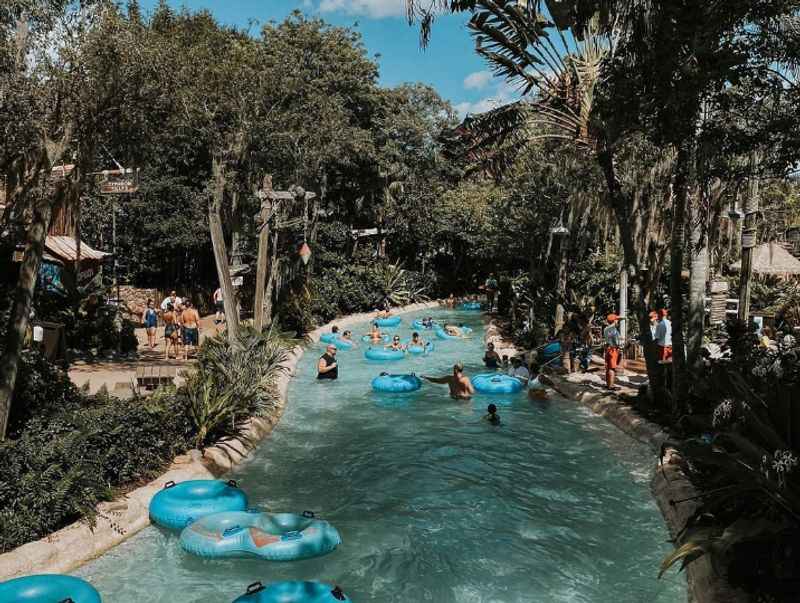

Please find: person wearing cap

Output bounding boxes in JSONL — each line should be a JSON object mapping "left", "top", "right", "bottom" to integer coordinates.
{"left": 423, "top": 363, "right": 475, "bottom": 400}
{"left": 317, "top": 344, "right": 338, "bottom": 380}
{"left": 655, "top": 309, "right": 673, "bottom": 361}
{"left": 603, "top": 313, "right": 622, "bottom": 389}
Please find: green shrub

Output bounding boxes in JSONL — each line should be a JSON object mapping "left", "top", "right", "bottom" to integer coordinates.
{"left": 0, "top": 390, "right": 192, "bottom": 553}
{"left": 7, "top": 350, "right": 86, "bottom": 438}
{"left": 184, "top": 327, "right": 289, "bottom": 450}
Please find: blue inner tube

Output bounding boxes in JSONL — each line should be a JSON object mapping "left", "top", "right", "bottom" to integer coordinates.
{"left": 320, "top": 334, "right": 354, "bottom": 350}
{"left": 364, "top": 347, "right": 405, "bottom": 362}
{"left": 411, "top": 319, "right": 438, "bottom": 330}
{"left": 374, "top": 316, "right": 401, "bottom": 327}
{"left": 542, "top": 342, "right": 561, "bottom": 362}
{"left": 181, "top": 510, "right": 341, "bottom": 561}
{"left": 149, "top": 480, "right": 248, "bottom": 530}
{"left": 471, "top": 373, "right": 525, "bottom": 394}
{"left": 371, "top": 373, "right": 422, "bottom": 393}
{"left": 362, "top": 334, "right": 390, "bottom": 343}
{"left": 461, "top": 302, "right": 482, "bottom": 310}
{"left": 434, "top": 326, "right": 471, "bottom": 340}
{"left": 0, "top": 575, "right": 102, "bottom": 603}
{"left": 406, "top": 341, "right": 434, "bottom": 355}
{"left": 233, "top": 581, "right": 351, "bottom": 603}
{"left": 333, "top": 337, "right": 354, "bottom": 350}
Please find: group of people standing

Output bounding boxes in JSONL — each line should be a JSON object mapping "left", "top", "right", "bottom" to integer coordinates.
{"left": 140, "top": 290, "right": 206, "bottom": 360}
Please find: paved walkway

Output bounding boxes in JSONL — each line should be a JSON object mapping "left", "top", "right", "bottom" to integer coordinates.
{"left": 68, "top": 315, "right": 223, "bottom": 395}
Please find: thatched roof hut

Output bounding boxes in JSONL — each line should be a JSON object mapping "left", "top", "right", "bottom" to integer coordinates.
{"left": 730, "top": 242, "right": 800, "bottom": 278}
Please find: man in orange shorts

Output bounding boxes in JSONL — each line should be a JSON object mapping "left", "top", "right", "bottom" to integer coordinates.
{"left": 604, "top": 314, "right": 622, "bottom": 390}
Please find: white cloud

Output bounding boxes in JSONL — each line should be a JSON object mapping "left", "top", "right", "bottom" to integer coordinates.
{"left": 463, "top": 70, "right": 493, "bottom": 90}
{"left": 318, "top": 0, "right": 406, "bottom": 18}
{"left": 455, "top": 79, "right": 520, "bottom": 118}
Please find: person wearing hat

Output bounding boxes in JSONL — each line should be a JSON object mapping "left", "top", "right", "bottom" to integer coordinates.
{"left": 604, "top": 314, "right": 622, "bottom": 389}
{"left": 507, "top": 356, "right": 531, "bottom": 384}
{"left": 655, "top": 309, "right": 673, "bottom": 361}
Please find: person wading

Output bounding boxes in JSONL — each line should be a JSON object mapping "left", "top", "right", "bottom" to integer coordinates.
{"left": 317, "top": 344, "right": 338, "bottom": 380}
{"left": 423, "top": 363, "right": 475, "bottom": 400}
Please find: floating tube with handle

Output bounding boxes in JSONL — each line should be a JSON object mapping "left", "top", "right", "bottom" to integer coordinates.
{"left": 371, "top": 373, "right": 422, "bottom": 393}
{"left": 364, "top": 347, "right": 405, "bottom": 362}
{"left": 149, "top": 479, "right": 248, "bottom": 530}
{"left": 471, "top": 373, "right": 524, "bottom": 394}
{"left": 374, "top": 316, "right": 401, "bottom": 327}
{"left": 233, "top": 581, "right": 351, "bottom": 603}
{"left": 0, "top": 575, "right": 102, "bottom": 603}
{"left": 181, "top": 510, "right": 341, "bottom": 561}
{"left": 407, "top": 341, "right": 434, "bottom": 355}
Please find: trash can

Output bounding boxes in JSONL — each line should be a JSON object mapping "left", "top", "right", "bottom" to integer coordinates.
{"left": 31, "top": 320, "right": 66, "bottom": 362}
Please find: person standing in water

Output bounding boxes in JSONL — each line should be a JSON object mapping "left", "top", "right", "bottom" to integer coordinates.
{"left": 483, "top": 342, "right": 501, "bottom": 369}
{"left": 317, "top": 344, "right": 338, "bottom": 380}
{"left": 423, "top": 363, "right": 475, "bottom": 400}
{"left": 484, "top": 403, "right": 501, "bottom": 425}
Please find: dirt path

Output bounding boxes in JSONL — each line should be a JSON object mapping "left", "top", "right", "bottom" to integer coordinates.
{"left": 68, "top": 314, "right": 223, "bottom": 395}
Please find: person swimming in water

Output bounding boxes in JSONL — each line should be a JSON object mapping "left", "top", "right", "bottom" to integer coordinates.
{"left": 410, "top": 331, "right": 427, "bottom": 348}
{"left": 368, "top": 322, "right": 384, "bottom": 344}
{"left": 385, "top": 334, "right": 405, "bottom": 351}
{"left": 484, "top": 403, "right": 501, "bottom": 425}
{"left": 443, "top": 324, "right": 463, "bottom": 337}
{"left": 423, "top": 363, "right": 475, "bottom": 400}
{"left": 340, "top": 329, "right": 355, "bottom": 346}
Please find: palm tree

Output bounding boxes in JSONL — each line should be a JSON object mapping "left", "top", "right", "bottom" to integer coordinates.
{"left": 410, "top": 0, "right": 672, "bottom": 392}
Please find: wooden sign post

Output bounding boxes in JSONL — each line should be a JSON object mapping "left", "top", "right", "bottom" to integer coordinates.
{"left": 252, "top": 178, "right": 316, "bottom": 331}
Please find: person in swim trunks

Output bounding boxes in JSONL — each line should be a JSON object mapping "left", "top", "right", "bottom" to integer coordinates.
{"left": 484, "top": 403, "right": 501, "bottom": 425}
{"left": 181, "top": 300, "right": 201, "bottom": 360}
{"left": 423, "top": 363, "right": 475, "bottom": 400}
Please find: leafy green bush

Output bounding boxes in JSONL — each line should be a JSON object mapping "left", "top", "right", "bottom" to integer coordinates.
{"left": 0, "top": 389, "right": 192, "bottom": 553}
{"left": 6, "top": 350, "right": 86, "bottom": 438}
{"left": 183, "top": 327, "right": 289, "bottom": 450}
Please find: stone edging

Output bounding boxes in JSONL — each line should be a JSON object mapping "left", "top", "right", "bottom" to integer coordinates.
{"left": 483, "top": 317, "right": 753, "bottom": 603}
{"left": 0, "top": 300, "right": 443, "bottom": 581}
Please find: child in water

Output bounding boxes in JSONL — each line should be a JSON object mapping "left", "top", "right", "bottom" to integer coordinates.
{"left": 484, "top": 403, "right": 501, "bottom": 425}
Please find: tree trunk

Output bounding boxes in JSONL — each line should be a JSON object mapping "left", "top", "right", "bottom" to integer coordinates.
{"left": 253, "top": 176, "right": 273, "bottom": 332}
{"left": 209, "top": 155, "right": 240, "bottom": 344}
{"left": 554, "top": 237, "right": 568, "bottom": 332}
{"left": 738, "top": 155, "right": 760, "bottom": 323}
{"left": 687, "top": 203, "right": 709, "bottom": 369}
{"left": 0, "top": 189, "right": 57, "bottom": 439}
{"left": 596, "top": 145, "right": 662, "bottom": 395}
{"left": 669, "top": 143, "right": 692, "bottom": 410}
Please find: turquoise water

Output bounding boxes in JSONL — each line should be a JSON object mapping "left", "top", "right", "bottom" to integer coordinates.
{"left": 76, "top": 309, "right": 685, "bottom": 602}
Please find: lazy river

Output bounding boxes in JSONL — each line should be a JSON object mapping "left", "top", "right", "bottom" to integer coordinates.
{"left": 76, "top": 309, "right": 685, "bottom": 602}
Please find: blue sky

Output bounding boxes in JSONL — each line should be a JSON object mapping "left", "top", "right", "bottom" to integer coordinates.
{"left": 138, "top": 0, "right": 517, "bottom": 116}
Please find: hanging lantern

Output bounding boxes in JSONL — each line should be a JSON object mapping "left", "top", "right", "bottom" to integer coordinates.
{"left": 299, "top": 242, "right": 312, "bottom": 265}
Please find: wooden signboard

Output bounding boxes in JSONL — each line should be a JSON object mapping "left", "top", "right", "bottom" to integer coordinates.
{"left": 96, "top": 168, "right": 140, "bottom": 195}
